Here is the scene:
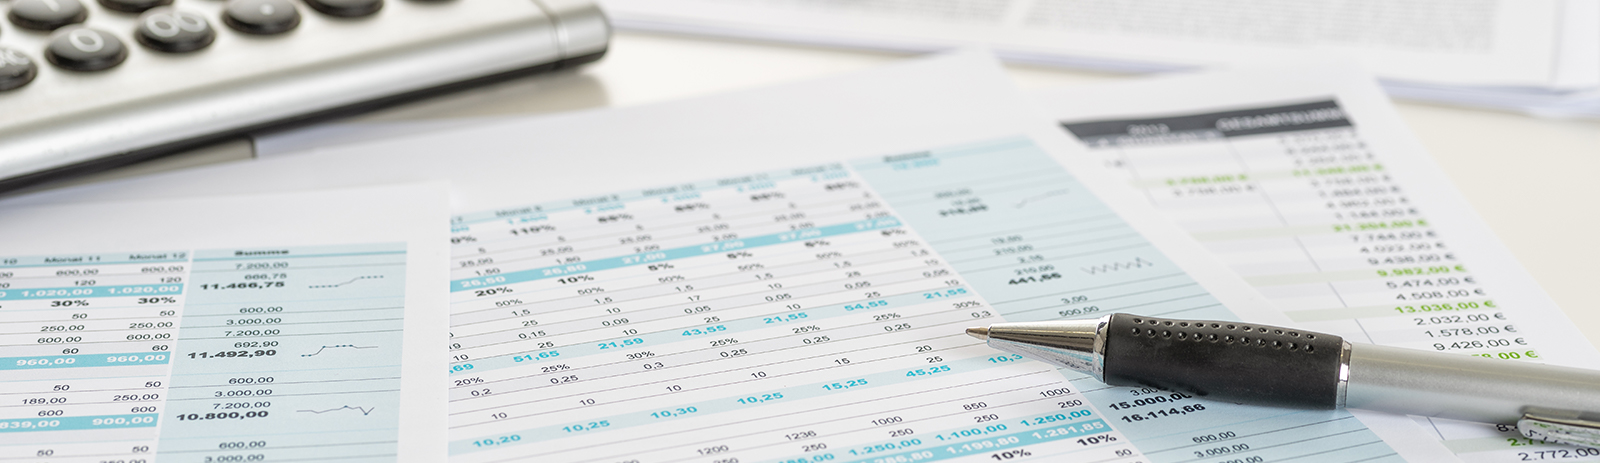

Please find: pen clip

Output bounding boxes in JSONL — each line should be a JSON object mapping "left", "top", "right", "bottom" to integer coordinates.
{"left": 1519, "top": 411, "right": 1600, "bottom": 448}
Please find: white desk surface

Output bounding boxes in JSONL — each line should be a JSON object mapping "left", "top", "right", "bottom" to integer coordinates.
{"left": 37, "top": 31, "right": 1600, "bottom": 351}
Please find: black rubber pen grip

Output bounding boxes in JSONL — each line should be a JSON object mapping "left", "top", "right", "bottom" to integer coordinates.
{"left": 1102, "top": 313, "right": 1346, "bottom": 409}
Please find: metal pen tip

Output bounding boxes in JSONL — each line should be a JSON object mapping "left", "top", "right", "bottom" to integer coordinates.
{"left": 966, "top": 326, "right": 989, "bottom": 341}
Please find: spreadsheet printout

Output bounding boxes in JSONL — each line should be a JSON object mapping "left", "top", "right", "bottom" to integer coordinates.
{"left": 0, "top": 51, "right": 1458, "bottom": 461}
{"left": 0, "top": 184, "right": 451, "bottom": 463}
{"left": 443, "top": 137, "right": 1412, "bottom": 463}
{"left": 1030, "top": 66, "right": 1600, "bottom": 462}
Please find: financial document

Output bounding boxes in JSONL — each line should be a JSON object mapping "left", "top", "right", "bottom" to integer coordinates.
{"left": 0, "top": 184, "right": 450, "bottom": 463}
{"left": 0, "top": 52, "right": 1458, "bottom": 461}
{"left": 443, "top": 137, "right": 1418, "bottom": 462}
{"left": 1031, "top": 65, "right": 1600, "bottom": 462}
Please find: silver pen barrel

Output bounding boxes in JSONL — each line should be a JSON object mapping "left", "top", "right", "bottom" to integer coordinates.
{"left": 1347, "top": 343, "right": 1600, "bottom": 423}
{"left": 971, "top": 313, "right": 1600, "bottom": 447}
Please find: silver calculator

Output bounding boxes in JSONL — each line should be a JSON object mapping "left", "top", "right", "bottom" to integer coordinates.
{"left": 0, "top": 0, "right": 608, "bottom": 190}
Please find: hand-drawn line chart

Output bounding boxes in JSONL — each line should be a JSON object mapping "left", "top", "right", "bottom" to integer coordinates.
{"left": 309, "top": 275, "right": 384, "bottom": 289}
{"left": 301, "top": 344, "right": 380, "bottom": 357}
{"left": 297, "top": 405, "right": 377, "bottom": 416}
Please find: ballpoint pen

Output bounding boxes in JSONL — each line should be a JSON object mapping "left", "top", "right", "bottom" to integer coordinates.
{"left": 966, "top": 313, "right": 1600, "bottom": 447}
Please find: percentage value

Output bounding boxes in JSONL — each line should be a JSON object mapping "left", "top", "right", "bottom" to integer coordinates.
{"left": 991, "top": 449, "right": 1032, "bottom": 460}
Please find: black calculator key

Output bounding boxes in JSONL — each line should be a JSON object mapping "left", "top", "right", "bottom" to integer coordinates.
{"left": 223, "top": 0, "right": 300, "bottom": 35}
{"left": 0, "top": 48, "right": 39, "bottom": 91}
{"left": 46, "top": 27, "right": 128, "bottom": 72}
{"left": 136, "top": 8, "right": 215, "bottom": 53}
{"left": 304, "top": 0, "right": 381, "bottom": 18}
{"left": 8, "top": 0, "right": 89, "bottom": 31}
{"left": 97, "top": 0, "right": 173, "bottom": 14}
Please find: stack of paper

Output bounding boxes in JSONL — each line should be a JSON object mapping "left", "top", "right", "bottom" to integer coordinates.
{"left": 1, "top": 52, "right": 1595, "bottom": 463}
{"left": 600, "top": 0, "right": 1600, "bottom": 118}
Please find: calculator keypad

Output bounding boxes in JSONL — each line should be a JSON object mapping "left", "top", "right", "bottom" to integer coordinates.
{"left": 45, "top": 26, "right": 127, "bottom": 71}
{"left": 0, "top": 0, "right": 606, "bottom": 188}
{"left": 135, "top": 8, "right": 214, "bottom": 52}
{"left": 0, "top": 0, "right": 574, "bottom": 89}
{"left": 8, "top": 0, "right": 89, "bottom": 31}
{"left": 0, "top": 47, "right": 37, "bottom": 90}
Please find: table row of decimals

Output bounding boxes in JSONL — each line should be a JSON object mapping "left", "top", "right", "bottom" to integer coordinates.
{"left": 447, "top": 259, "right": 969, "bottom": 363}
{"left": 451, "top": 356, "right": 1124, "bottom": 463}
{"left": 451, "top": 197, "right": 893, "bottom": 278}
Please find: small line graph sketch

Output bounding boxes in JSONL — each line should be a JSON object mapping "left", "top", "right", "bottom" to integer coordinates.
{"left": 298, "top": 405, "right": 377, "bottom": 416}
{"left": 301, "top": 344, "right": 379, "bottom": 357}
{"left": 308, "top": 275, "right": 384, "bottom": 289}
{"left": 1081, "top": 257, "right": 1154, "bottom": 275}
{"left": 1014, "top": 189, "right": 1071, "bottom": 208}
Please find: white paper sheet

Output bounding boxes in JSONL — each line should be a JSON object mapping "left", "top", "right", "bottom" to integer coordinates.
{"left": 1029, "top": 63, "right": 1600, "bottom": 462}
{"left": 604, "top": 0, "right": 1585, "bottom": 88}
{"left": 1, "top": 51, "right": 1463, "bottom": 462}
{"left": 0, "top": 182, "right": 451, "bottom": 462}
{"left": 598, "top": 0, "right": 1600, "bottom": 117}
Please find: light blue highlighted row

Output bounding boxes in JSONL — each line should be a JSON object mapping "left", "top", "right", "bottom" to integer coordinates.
{"left": 0, "top": 251, "right": 186, "bottom": 268}
{"left": 448, "top": 286, "right": 954, "bottom": 376}
{"left": 831, "top": 419, "right": 1111, "bottom": 463}
{"left": 451, "top": 218, "right": 904, "bottom": 292}
{"left": 0, "top": 284, "right": 183, "bottom": 301}
{"left": 849, "top": 138, "right": 1035, "bottom": 173}
{"left": 192, "top": 242, "right": 406, "bottom": 260}
{"left": 789, "top": 410, "right": 1103, "bottom": 463}
{"left": 451, "top": 164, "right": 853, "bottom": 226}
{"left": 451, "top": 351, "right": 1025, "bottom": 455}
{"left": 0, "top": 414, "right": 158, "bottom": 433}
{"left": 3, "top": 353, "right": 171, "bottom": 370}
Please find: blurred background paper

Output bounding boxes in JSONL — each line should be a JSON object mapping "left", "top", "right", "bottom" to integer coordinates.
{"left": 600, "top": 0, "right": 1600, "bottom": 118}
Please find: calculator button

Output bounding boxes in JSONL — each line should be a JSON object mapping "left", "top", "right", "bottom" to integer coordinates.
{"left": 223, "top": 0, "right": 300, "bottom": 35}
{"left": 136, "top": 8, "right": 215, "bottom": 53}
{"left": 46, "top": 27, "right": 128, "bottom": 72}
{"left": 304, "top": 0, "right": 381, "bottom": 18}
{"left": 0, "top": 48, "right": 38, "bottom": 91}
{"left": 97, "top": 0, "right": 173, "bottom": 14}
{"left": 8, "top": 0, "right": 89, "bottom": 31}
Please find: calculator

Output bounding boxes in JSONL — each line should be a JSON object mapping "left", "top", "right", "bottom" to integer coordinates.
{"left": 0, "top": 0, "right": 608, "bottom": 191}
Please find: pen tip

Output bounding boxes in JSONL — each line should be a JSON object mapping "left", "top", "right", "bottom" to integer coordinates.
{"left": 965, "top": 326, "right": 989, "bottom": 341}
